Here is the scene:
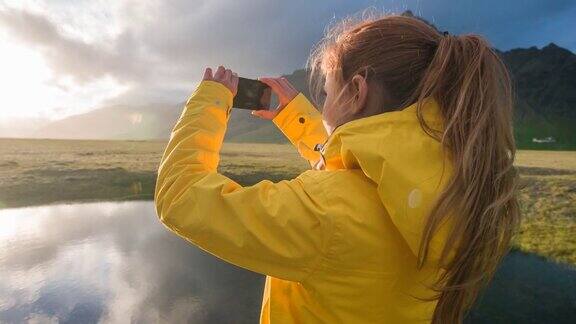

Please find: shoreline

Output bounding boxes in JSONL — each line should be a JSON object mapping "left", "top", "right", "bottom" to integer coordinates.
{"left": 1, "top": 138, "right": 575, "bottom": 266}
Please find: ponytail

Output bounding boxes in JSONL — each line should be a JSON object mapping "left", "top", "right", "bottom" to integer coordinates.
{"left": 308, "top": 12, "right": 521, "bottom": 323}
{"left": 413, "top": 34, "right": 521, "bottom": 324}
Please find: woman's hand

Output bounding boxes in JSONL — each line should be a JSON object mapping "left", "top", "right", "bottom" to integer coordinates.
{"left": 203, "top": 66, "right": 239, "bottom": 96}
{"left": 252, "top": 77, "right": 299, "bottom": 120}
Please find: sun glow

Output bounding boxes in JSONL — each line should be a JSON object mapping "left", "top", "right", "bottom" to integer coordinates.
{"left": 0, "top": 35, "right": 129, "bottom": 126}
{"left": 0, "top": 37, "right": 57, "bottom": 120}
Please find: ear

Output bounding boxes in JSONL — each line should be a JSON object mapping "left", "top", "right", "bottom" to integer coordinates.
{"left": 350, "top": 74, "right": 368, "bottom": 115}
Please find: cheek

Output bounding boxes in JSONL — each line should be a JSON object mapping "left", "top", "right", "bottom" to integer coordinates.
{"left": 321, "top": 94, "right": 345, "bottom": 125}
{"left": 322, "top": 118, "right": 332, "bottom": 134}
{"left": 321, "top": 101, "right": 336, "bottom": 125}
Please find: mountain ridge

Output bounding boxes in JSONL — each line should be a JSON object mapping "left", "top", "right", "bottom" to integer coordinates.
{"left": 17, "top": 43, "right": 576, "bottom": 150}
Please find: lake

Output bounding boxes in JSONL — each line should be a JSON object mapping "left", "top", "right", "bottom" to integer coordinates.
{"left": 0, "top": 202, "right": 574, "bottom": 323}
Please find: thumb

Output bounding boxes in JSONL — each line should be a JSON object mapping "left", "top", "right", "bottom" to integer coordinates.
{"left": 251, "top": 109, "right": 275, "bottom": 120}
{"left": 251, "top": 110, "right": 264, "bottom": 118}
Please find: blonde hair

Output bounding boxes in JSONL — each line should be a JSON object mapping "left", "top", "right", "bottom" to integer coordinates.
{"left": 307, "top": 10, "right": 520, "bottom": 323}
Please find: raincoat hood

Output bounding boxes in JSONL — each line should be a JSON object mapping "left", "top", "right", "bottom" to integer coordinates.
{"left": 319, "top": 98, "right": 452, "bottom": 260}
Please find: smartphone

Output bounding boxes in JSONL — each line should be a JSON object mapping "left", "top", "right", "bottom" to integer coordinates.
{"left": 233, "top": 77, "right": 272, "bottom": 110}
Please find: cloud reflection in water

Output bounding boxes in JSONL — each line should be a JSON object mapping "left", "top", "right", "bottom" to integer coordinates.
{"left": 0, "top": 202, "right": 264, "bottom": 323}
{"left": 1, "top": 202, "right": 575, "bottom": 323}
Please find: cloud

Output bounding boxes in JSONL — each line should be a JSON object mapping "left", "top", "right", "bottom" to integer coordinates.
{"left": 0, "top": 0, "right": 575, "bottom": 111}
{"left": 0, "top": 7, "right": 148, "bottom": 85}
{"left": 0, "top": 0, "right": 346, "bottom": 105}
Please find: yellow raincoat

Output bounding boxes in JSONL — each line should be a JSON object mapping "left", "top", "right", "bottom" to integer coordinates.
{"left": 155, "top": 80, "right": 452, "bottom": 323}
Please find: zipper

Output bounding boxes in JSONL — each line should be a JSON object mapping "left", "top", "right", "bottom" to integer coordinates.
{"left": 313, "top": 125, "right": 344, "bottom": 170}
{"left": 316, "top": 123, "right": 344, "bottom": 154}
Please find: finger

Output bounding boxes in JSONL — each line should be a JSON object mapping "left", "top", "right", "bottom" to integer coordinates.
{"left": 258, "top": 77, "right": 273, "bottom": 87}
{"left": 203, "top": 67, "right": 213, "bottom": 80}
{"left": 279, "top": 77, "right": 297, "bottom": 93}
{"left": 278, "top": 79, "right": 295, "bottom": 96}
{"left": 224, "top": 69, "right": 232, "bottom": 82}
{"left": 230, "top": 72, "right": 239, "bottom": 95}
{"left": 231, "top": 72, "right": 239, "bottom": 89}
{"left": 214, "top": 65, "right": 225, "bottom": 80}
{"left": 279, "top": 77, "right": 298, "bottom": 92}
{"left": 251, "top": 109, "right": 276, "bottom": 120}
{"left": 273, "top": 79, "right": 294, "bottom": 101}
{"left": 258, "top": 110, "right": 277, "bottom": 119}
{"left": 250, "top": 110, "right": 264, "bottom": 119}
{"left": 258, "top": 77, "right": 284, "bottom": 95}
{"left": 258, "top": 77, "right": 281, "bottom": 90}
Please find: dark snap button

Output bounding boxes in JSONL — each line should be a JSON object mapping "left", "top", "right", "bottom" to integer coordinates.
{"left": 298, "top": 117, "right": 306, "bottom": 124}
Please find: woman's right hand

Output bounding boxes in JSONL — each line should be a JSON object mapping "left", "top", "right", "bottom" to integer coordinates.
{"left": 252, "top": 77, "right": 299, "bottom": 120}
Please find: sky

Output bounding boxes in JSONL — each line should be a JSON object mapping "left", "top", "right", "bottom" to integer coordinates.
{"left": 0, "top": 0, "right": 574, "bottom": 125}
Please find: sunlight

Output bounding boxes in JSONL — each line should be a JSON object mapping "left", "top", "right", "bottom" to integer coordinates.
{"left": 0, "top": 37, "right": 55, "bottom": 120}
{"left": 0, "top": 0, "right": 131, "bottom": 124}
{"left": 0, "top": 35, "right": 129, "bottom": 123}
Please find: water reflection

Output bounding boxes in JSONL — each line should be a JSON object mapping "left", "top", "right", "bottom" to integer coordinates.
{"left": 0, "top": 202, "right": 263, "bottom": 323}
{"left": 0, "top": 202, "right": 574, "bottom": 323}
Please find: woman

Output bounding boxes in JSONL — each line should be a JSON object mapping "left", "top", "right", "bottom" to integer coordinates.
{"left": 155, "top": 13, "right": 520, "bottom": 324}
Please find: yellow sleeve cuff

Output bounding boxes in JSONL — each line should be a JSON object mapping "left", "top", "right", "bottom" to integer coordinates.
{"left": 272, "top": 93, "right": 328, "bottom": 164}
{"left": 182, "top": 80, "right": 234, "bottom": 118}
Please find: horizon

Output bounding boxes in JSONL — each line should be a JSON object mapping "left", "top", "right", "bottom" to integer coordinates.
{"left": 0, "top": 42, "right": 576, "bottom": 141}
{"left": 0, "top": 0, "right": 575, "bottom": 128}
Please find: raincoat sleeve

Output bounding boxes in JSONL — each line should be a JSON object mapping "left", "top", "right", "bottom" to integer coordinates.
{"left": 272, "top": 93, "right": 328, "bottom": 167}
{"left": 154, "top": 80, "right": 334, "bottom": 282}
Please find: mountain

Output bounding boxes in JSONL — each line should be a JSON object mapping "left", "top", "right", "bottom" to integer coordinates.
{"left": 35, "top": 103, "right": 181, "bottom": 140}
{"left": 31, "top": 70, "right": 310, "bottom": 144}
{"left": 226, "top": 43, "right": 576, "bottom": 149}
{"left": 28, "top": 44, "right": 576, "bottom": 149}
{"left": 501, "top": 43, "right": 576, "bottom": 149}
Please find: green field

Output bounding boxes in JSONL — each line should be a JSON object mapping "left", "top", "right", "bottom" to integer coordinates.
{"left": 0, "top": 138, "right": 574, "bottom": 266}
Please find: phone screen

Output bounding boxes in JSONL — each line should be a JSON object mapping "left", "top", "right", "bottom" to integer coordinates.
{"left": 233, "top": 77, "right": 272, "bottom": 110}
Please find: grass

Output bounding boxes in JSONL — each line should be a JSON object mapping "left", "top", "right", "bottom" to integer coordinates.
{"left": 0, "top": 138, "right": 574, "bottom": 266}
{"left": 516, "top": 150, "right": 576, "bottom": 170}
{"left": 0, "top": 138, "right": 307, "bottom": 209}
{"left": 514, "top": 150, "right": 576, "bottom": 265}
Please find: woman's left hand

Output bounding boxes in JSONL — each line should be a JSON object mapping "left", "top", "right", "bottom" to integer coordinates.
{"left": 203, "top": 65, "right": 239, "bottom": 96}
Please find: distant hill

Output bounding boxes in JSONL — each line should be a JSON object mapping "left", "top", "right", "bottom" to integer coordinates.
{"left": 32, "top": 70, "right": 310, "bottom": 144}
{"left": 32, "top": 44, "right": 575, "bottom": 149}
{"left": 35, "top": 103, "right": 181, "bottom": 140}
{"left": 501, "top": 43, "right": 576, "bottom": 149}
{"left": 226, "top": 44, "right": 576, "bottom": 149}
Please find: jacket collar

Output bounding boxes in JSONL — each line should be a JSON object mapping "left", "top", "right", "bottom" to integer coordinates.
{"left": 314, "top": 97, "right": 453, "bottom": 261}
{"left": 317, "top": 97, "right": 444, "bottom": 171}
